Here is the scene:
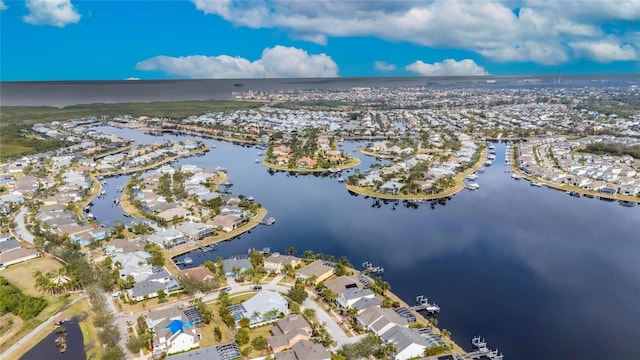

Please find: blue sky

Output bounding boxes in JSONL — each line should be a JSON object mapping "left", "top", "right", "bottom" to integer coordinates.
{"left": 1, "top": 0, "right": 639, "bottom": 80}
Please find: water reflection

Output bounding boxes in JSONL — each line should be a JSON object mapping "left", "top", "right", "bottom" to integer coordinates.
{"left": 22, "top": 318, "right": 85, "bottom": 360}
{"left": 90, "top": 126, "right": 640, "bottom": 360}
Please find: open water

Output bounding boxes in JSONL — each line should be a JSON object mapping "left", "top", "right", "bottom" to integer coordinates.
{"left": 5, "top": 77, "right": 640, "bottom": 359}
{"left": 87, "top": 127, "right": 640, "bottom": 360}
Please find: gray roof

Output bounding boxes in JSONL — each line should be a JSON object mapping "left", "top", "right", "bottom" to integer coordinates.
{"left": 380, "top": 325, "right": 428, "bottom": 352}
{"left": 341, "top": 287, "right": 374, "bottom": 301}
{"left": 275, "top": 339, "right": 331, "bottom": 360}
{"left": 223, "top": 257, "right": 252, "bottom": 273}
{"left": 130, "top": 279, "right": 166, "bottom": 298}
{"left": 351, "top": 296, "right": 382, "bottom": 311}
{"left": 0, "top": 239, "right": 20, "bottom": 253}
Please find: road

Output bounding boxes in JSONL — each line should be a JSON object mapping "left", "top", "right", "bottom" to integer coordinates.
{"left": 111, "top": 273, "right": 360, "bottom": 359}
{"left": 0, "top": 295, "right": 86, "bottom": 359}
{"left": 12, "top": 207, "right": 34, "bottom": 244}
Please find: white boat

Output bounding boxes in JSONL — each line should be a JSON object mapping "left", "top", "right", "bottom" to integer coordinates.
{"left": 247, "top": 196, "right": 255, "bottom": 201}
{"left": 255, "top": 158, "right": 260, "bottom": 163}
{"left": 487, "top": 154, "right": 496, "bottom": 160}
{"left": 530, "top": 181, "right": 544, "bottom": 187}
{"left": 338, "top": 177, "right": 346, "bottom": 183}
{"left": 183, "top": 255, "right": 193, "bottom": 265}
{"left": 466, "top": 174, "right": 478, "bottom": 181}
{"left": 484, "top": 160, "right": 493, "bottom": 166}
{"left": 511, "top": 173, "right": 522, "bottom": 180}
{"left": 466, "top": 182, "right": 480, "bottom": 190}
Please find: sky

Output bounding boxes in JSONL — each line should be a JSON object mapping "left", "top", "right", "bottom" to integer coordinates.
{"left": 1, "top": 0, "right": 639, "bottom": 80}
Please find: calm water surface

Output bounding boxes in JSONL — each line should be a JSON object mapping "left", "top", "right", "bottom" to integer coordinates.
{"left": 89, "top": 127, "right": 640, "bottom": 360}
{"left": 21, "top": 319, "right": 85, "bottom": 360}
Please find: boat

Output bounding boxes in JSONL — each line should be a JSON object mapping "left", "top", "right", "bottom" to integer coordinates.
{"left": 338, "top": 177, "right": 346, "bottom": 183}
{"left": 618, "top": 200, "right": 637, "bottom": 207}
{"left": 487, "top": 154, "right": 496, "bottom": 160}
{"left": 484, "top": 160, "right": 493, "bottom": 166}
{"left": 465, "top": 174, "right": 478, "bottom": 181}
{"left": 183, "top": 255, "right": 193, "bottom": 265}
{"left": 466, "top": 183, "right": 480, "bottom": 190}
{"left": 511, "top": 173, "right": 522, "bottom": 180}
{"left": 263, "top": 217, "right": 276, "bottom": 225}
{"left": 247, "top": 196, "right": 254, "bottom": 201}
{"left": 233, "top": 83, "right": 244, "bottom": 87}
{"left": 255, "top": 158, "right": 260, "bottom": 163}
{"left": 530, "top": 182, "right": 544, "bottom": 187}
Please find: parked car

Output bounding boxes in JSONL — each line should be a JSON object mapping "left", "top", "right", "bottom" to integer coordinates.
{"left": 253, "top": 285, "right": 262, "bottom": 290}
{"left": 220, "top": 287, "right": 232, "bottom": 293}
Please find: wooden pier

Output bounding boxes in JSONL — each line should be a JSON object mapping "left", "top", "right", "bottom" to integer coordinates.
{"left": 362, "top": 261, "right": 384, "bottom": 275}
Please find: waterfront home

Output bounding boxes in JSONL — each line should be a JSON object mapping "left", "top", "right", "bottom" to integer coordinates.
{"left": 209, "top": 214, "right": 246, "bottom": 232}
{"left": 157, "top": 207, "right": 192, "bottom": 222}
{"left": 380, "top": 325, "right": 429, "bottom": 360}
{"left": 263, "top": 253, "right": 302, "bottom": 274}
{"left": 232, "top": 290, "right": 289, "bottom": 326}
{"left": 296, "top": 260, "right": 334, "bottom": 285}
{"left": 356, "top": 307, "right": 408, "bottom": 336}
{"left": 179, "top": 266, "right": 215, "bottom": 282}
{"left": 147, "top": 229, "right": 189, "bottom": 249}
{"left": 336, "top": 288, "right": 379, "bottom": 311}
{"left": 323, "top": 275, "right": 363, "bottom": 294}
{"left": 223, "top": 256, "right": 252, "bottom": 278}
{"left": 274, "top": 339, "right": 331, "bottom": 360}
{"left": 268, "top": 315, "right": 312, "bottom": 353}
{"left": 177, "top": 222, "right": 214, "bottom": 241}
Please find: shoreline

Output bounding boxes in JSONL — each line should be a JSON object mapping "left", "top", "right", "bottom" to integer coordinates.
{"left": 163, "top": 207, "right": 268, "bottom": 273}
{"left": 346, "top": 144, "right": 487, "bottom": 201}
{"left": 509, "top": 147, "right": 640, "bottom": 203}
{"left": 261, "top": 156, "right": 361, "bottom": 173}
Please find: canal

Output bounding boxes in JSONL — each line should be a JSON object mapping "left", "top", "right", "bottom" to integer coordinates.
{"left": 90, "top": 126, "right": 640, "bottom": 360}
{"left": 22, "top": 319, "right": 85, "bottom": 360}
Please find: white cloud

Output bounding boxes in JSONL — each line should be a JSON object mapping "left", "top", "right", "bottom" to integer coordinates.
{"left": 570, "top": 40, "right": 639, "bottom": 63}
{"left": 374, "top": 61, "right": 396, "bottom": 72}
{"left": 125, "top": 77, "right": 141, "bottom": 81}
{"left": 136, "top": 45, "right": 338, "bottom": 79}
{"left": 23, "top": 0, "right": 80, "bottom": 27}
{"left": 191, "top": 0, "right": 640, "bottom": 65}
{"left": 406, "top": 59, "right": 488, "bottom": 76}
{"left": 0, "top": 1, "right": 8, "bottom": 11}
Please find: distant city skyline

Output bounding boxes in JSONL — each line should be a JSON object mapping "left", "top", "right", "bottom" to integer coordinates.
{"left": 1, "top": 0, "right": 639, "bottom": 81}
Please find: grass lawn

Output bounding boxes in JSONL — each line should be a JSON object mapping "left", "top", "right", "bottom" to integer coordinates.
{"left": 0, "top": 256, "right": 79, "bottom": 354}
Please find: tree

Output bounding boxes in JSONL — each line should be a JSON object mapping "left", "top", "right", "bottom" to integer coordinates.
{"left": 239, "top": 317, "right": 251, "bottom": 328}
{"left": 251, "top": 335, "right": 268, "bottom": 351}
{"left": 235, "top": 328, "right": 250, "bottom": 345}
{"left": 287, "top": 281, "right": 308, "bottom": 304}
{"left": 213, "top": 326, "right": 222, "bottom": 342}
{"left": 302, "top": 308, "right": 316, "bottom": 322}
{"left": 285, "top": 246, "right": 296, "bottom": 256}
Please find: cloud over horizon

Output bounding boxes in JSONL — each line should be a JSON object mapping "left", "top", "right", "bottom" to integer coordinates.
{"left": 23, "top": 0, "right": 80, "bottom": 27}
{"left": 136, "top": 45, "right": 338, "bottom": 79}
{"left": 191, "top": 0, "right": 640, "bottom": 65}
{"left": 406, "top": 59, "right": 489, "bottom": 76}
{"left": 374, "top": 61, "right": 396, "bottom": 72}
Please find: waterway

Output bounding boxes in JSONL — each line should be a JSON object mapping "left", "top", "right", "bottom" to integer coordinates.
{"left": 21, "top": 319, "right": 85, "bottom": 360}
{"left": 90, "top": 127, "right": 640, "bottom": 360}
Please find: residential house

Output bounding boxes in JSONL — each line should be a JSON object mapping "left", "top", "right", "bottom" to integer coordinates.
{"left": 274, "top": 339, "right": 331, "bottom": 360}
{"left": 231, "top": 290, "right": 289, "bottom": 326}
{"left": 380, "top": 325, "right": 429, "bottom": 360}
{"left": 179, "top": 266, "right": 216, "bottom": 282}
{"left": 149, "top": 307, "right": 201, "bottom": 355}
{"left": 0, "top": 247, "right": 40, "bottom": 269}
{"left": 336, "top": 288, "right": 381, "bottom": 312}
{"left": 296, "top": 260, "right": 334, "bottom": 285}
{"left": 323, "top": 275, "right": 363, "bottom": 295}
{"left": 223, "top": 257, "right": 252, "bottom": 278}
{"left": 177, "top": 222, "right": 214, "bottom": 241}
{"left": 264, "top": 253, "right": 302, "bottom": 274}
{"left": 209, "top": 214, "right": 247, "bottom": 233}
{"left": 356, "top": 307, "right": 409, "bottom": 336}
{"left": 268, "top": 315, "right": 312, "bottom": 353}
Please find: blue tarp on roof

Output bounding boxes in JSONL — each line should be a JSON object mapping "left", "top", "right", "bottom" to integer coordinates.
{"left": 164, "top": 319, "right": 192, "bottom": 335}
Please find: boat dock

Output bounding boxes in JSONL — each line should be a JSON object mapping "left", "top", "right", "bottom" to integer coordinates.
{"left": 410, "top": 295, "right": 440, "bottom": 314}
{"left": 465, "top": 336, "right": 503, "bottom": 360}
{"left": 261, "top": 217, "right": 276, "bottom": 225}
{"left": 362, "top": 261, "right": 384, "bottom": 275}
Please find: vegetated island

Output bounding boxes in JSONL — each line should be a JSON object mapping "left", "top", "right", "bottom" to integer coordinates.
{"left": 261, "top": 128, "right": 361, "bottom": 172}
{"left": 346, "top": 134, "right": 487, "bottom": 200}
